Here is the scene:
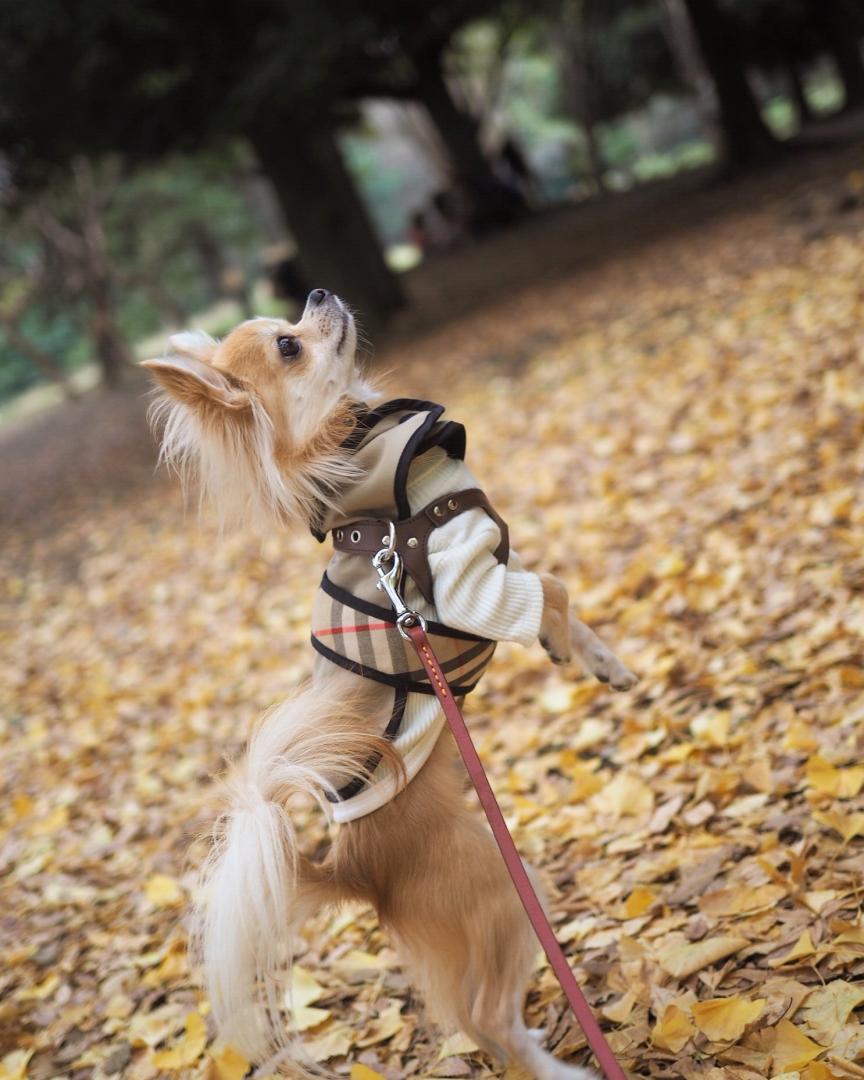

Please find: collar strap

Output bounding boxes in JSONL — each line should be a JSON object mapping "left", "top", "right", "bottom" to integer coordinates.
{"left": 331, "top": 488, "right": 509, "bottom": 604}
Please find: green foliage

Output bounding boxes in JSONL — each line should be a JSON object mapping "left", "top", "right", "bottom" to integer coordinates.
{"left": 0, "top": 151, "right": 272, "bottom": 401}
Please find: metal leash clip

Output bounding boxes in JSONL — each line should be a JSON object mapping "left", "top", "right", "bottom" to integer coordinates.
{"left": 372, "top": 523, "right": 427, "bottom": 641}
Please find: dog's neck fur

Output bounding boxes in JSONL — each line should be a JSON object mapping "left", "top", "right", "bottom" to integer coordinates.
{"left": 152, "top": 391, "right": 366, "bottom": 533}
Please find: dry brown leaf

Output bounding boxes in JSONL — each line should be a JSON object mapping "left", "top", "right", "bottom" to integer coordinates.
{"left": 656, "top": 935, "right": 748, "bottom": 978}
{"left": 799, "top": 982, "right": 864, "bottom": 1045}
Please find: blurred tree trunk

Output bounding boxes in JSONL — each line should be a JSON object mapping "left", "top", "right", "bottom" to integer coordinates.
{"left": 33, "top": 158, "right": 131, "bottom": 387}
{"left": 660, "top": 0, "right": 721, "bottom": 149}
{"left": 412, "top": 44, "right": 501, "bottom": 193}
{"left": 807, "top": 0, "right": 864, "bottom": 108}
{"left": 558, "top": 0, "right": 607, "bottom": 196}
{"left": 73, "top": 158, "right": 131, "bottom": 387}
{"left": 250, "top": 118, "right": 402, "bottom": 334}
{"left": 680, "top": 0, "right": 780, "bottom": 167}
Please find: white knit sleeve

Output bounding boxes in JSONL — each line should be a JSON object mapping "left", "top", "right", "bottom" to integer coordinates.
{"left": 426, "top": 508, "right": 543, "bottom": 646}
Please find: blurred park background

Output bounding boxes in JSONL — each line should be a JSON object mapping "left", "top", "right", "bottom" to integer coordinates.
{"left": 3, "top": 2, "right": 864, "bottom": 1079}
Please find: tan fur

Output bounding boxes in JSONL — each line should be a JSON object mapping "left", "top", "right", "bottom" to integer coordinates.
{"left": 144, "top": 292, "right": 635, "bottom": 1079}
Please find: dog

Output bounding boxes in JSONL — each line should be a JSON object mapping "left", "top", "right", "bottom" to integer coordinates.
{"left": 143, "top": 289, "right": 637, "bottom": 1080}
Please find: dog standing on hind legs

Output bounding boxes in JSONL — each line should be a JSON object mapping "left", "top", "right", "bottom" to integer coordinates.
{"left": 143, "top": 288, "right": 637, "bottom": 1080}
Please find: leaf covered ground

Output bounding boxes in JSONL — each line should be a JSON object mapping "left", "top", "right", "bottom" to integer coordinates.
{"left": 2, "top": 149, "right": 864, "bottom": 1080}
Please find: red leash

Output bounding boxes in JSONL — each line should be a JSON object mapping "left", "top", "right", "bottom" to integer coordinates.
{"left": 404, "top": 620, "right": 627, "bottom": 1080}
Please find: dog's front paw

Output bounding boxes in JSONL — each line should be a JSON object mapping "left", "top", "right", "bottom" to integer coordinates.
{"left": 540, "top": 634, "right": 571, "bottom": 666}
{"left": 586, "top": 647, "right": 638, "bottom": 691}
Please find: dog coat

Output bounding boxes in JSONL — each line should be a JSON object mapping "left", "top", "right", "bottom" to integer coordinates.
{"left": 312, "top": 400, "right": 543, "bottom": 821}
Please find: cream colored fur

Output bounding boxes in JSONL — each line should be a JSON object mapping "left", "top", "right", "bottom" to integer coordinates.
{"left": 144, "top": 291, "right": 636, "bottom": 1079}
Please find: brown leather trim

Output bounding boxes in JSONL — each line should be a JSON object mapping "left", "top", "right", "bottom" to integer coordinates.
{"left": 331, "top": 488, "right": 510, "bottom": 603}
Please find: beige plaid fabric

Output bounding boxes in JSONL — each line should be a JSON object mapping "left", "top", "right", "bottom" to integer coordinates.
{"left": 311, "top": 572, "right": 496, "bottom": 695}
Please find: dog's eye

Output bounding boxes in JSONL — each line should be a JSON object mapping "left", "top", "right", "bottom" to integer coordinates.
{"left": 277, "top": 336, "right": 302, "bottom": 360}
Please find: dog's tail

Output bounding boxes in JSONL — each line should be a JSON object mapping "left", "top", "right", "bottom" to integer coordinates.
{"left": 192, "top": 673, "right": 403, "bottom": 1065}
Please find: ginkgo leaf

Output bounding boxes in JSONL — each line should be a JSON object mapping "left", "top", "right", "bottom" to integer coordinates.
{"left": 438, "top": 1032, "right": 480, "bottom": 1060}
{"left": 769, "top": 1020, "right": 824, "bottom": 1072}
{"left": 805, "top": 1064, "right": 841, "bottom": 1080}
{"left": 623, "top": 886, "right": 658, "bottom": 919}
{"left": 354, "top": 1000, "right": 403, "bottom": 1047}
{"left": 209, "top": 1045, "right": 250, "bottom": 1080}
{"left": 700, "top": 884, "right": 787, "bottom": 917}
{"left": 656, "top": 935, "right": 748, "bottom": 978}
{"left": 806, "top": 757, "right": 864, "bottom": 799}
{"left": 0, "top": 1051, "right": 33, "bottom": 1080}
{"left": 812, "top": 809, "right": 864, "bottom": 843}
{"left": 152, "top": 1011, "right": 207, "bottom": 1069}
{"left": 799, "top": 981, "right": 864, "bottom": 1045}
{"left": 602, "top": 989, "right": 637, "bottom": 1023}
{"left": 351, "top": 1065, "right": 388, "bottom": 1080}
{"left": 592, "top": 772, "right": 655, "bottom": 817}
{"left": 144, "top": 873, "right": 185, "bottom": 907}
{"left": 294, "top": 1005, "right": 331, "bottom": 1032}
{"left": 770, "top": 930, "right": 816, "bottom": 968}
{"left": 691, "top": 996, "right": 766, "bottom": 1041}
{"left": 304, "top": 1022, "right": 355, "bottom": 1061}
{"left": 652, "top": 1004, "right": 695, "bottom": 1052}
{"left": 286, "top": 965, "right": 326, "bottom": 1009}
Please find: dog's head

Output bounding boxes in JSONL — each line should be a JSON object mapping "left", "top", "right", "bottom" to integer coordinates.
{"left": 143, "top": 290, "right": 372, "bottom": 530}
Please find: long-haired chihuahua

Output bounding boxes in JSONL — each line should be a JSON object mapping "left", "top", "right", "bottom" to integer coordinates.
{"left": 144, "top": 289, "right": 636, "bottom": 1080}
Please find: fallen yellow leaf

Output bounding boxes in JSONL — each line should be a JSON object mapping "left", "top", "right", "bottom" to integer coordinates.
{"left": 806, "top": 757, "right": 864, "bottom": 799}
{"left": 700, "top": 883, "right": 787, "bottom": 917}
{"left": 624, "top": 885, "right": 658, "bottom": 919}
{"left": 294, "top": 1005, "right": 331, "bottom": 1032}
{"left": 812, "top": 809, "right": 864, "bottom": 843}
{"left": 770, "top": 930, "right": 816, "bottom": 968}
{"left": 602, "top": 988, "right": 637, "bottom": 1023}
{"left": 304, "top": 1021, "right": 354, "bottom": 1061}
{"left": 805, "top": 1063, "right": 842, "bottom": 1080}
{"left": 770, "top": 1020, "right": 824, "bottom": 1072}
{"left": 799, "top": 981, "right": 864, "bottom": 1044}
{"left": 209, "top": 1045, "right": 249, "bottom": 1080}
{"left": 438, "top": 1031, "right": 480, "bottom": 1059}
{"left": 0, "top": 1050, "right": 33, "bottom": 1080}
{"left": 690, "top": 711, "right": 730, "bottom": 747}
{"left": 691, "top": 996, "right": 766, "bottom": 1041}
{"left": 144, "top": 873, "right": 185, "bottom": 907}
{"left": 656, "top": 935, "right": 748, "bottom": 978}
{"left": 152, "top": 1011, "right": 207, "bottom": 1069}
{"left": 652, "top": 1004, "right": 695, "bottom": 1052}
{"left": 592, "top": 771, "right": 655, "bottom": 818}
{"left": 287, "top": 965, "right": 326, "bottom": 1008}
{"left": 351, "top": 1065, "right": 388, "bottom": 1080}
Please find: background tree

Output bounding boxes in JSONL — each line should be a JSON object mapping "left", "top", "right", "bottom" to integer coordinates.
{"left": 0, "top": 0, "right": 405, "bottom": 333}
{"left": 678, "top": 0, "right": 780, "bottom": 166}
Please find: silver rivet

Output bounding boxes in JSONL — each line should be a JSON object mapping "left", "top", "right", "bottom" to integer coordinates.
{"left": 433, "top": 505, "right": 443, "bottom": 517}
{"left": 447, "top": 498, "right": 458, "bottom": 511}
{"left": 407, "top": 537, "right": 418, "bottom": 548}
{"left": 350, "top": 529, "right": 361, "bottom": 543}
{"left": 335, "top": 529, "right": 344, "bottom": 541}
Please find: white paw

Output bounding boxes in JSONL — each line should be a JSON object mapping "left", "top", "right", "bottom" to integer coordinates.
{"left": 586, "top": 648, "right": 638, "bottom": 692}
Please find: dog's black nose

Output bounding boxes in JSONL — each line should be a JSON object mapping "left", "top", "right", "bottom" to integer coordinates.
{"left": 308, "top": 288, "right": 329, "bottom": 306}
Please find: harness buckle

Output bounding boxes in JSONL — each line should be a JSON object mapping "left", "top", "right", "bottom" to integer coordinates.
{"left": 372, "top": 530, "right": 427, "bottom": 641}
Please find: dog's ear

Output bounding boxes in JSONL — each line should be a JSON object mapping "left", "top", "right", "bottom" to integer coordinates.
{"left": 167, "top": 330, "right": 218, "bottom": 364}
{"left": 141, "top": 356, "right": 251, "bottom": 412}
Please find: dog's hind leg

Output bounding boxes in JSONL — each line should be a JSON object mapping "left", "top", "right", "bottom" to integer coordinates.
{"left": 342, "top": 735, "right": 599, "bottom": 1080}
